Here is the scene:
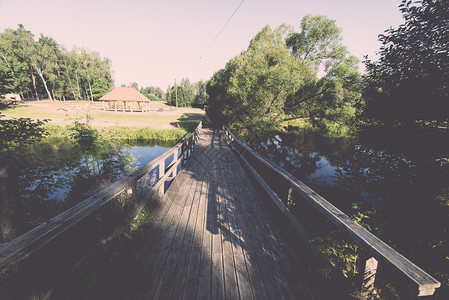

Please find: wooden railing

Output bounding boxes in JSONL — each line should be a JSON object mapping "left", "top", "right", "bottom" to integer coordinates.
{"left": 223, "top": 127, "right": 441, "bottom": 298}
{"left": 0, "top": 121, "right": 203, "bottom": 271}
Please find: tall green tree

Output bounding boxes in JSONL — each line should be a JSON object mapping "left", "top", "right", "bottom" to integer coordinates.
{"left": 0, "top": 25, "right": 37, "bottom": 99}
{"left": 31, "top": 35, "right": 62, "bottom": 101}
{"left": 207, "top": 18, "right": 361, "bottom": 137}
{"left": 363, "top": 0, "right": 449, "bottom": 126}
{"left": 91, "top": 80, "right": 111, "bottom": 100}
{"left": 1, "top": 25, "right": 114, "bottom": 101}
{"left": 208, "top": 24, "right": 303, "bottom": 137}
{"left": 284, "top": 15, "right": 362, "bottom": 130}
{"left": 286, "top": 14, "right": 349, "bottom": 75}
{"left": 193, "top": 80, "right": 208, "bottom": 108}
{"left": 166, "top": 78, "right": 198, "bottom": 107}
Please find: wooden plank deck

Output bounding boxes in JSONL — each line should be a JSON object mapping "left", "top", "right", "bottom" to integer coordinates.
{"left": 136, "top": 127, "right": 321, "bottom": 299}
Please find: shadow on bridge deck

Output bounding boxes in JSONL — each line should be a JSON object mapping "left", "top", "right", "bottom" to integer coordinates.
{"left": 52, "top": 126, "right": 332, "bottom": 299}
{"left": 124, "top": 126, "right": 327, "bottom": 299}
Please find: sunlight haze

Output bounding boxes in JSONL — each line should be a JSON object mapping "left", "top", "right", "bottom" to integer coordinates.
{"left": 0, "top": 0, "right": 404, "bottom": 89}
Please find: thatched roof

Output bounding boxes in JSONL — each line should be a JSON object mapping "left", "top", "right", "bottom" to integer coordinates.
{"left": 99, "top": 87, "right": 150, "bottom": 102}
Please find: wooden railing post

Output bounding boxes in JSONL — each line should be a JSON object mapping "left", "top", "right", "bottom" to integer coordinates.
{"left": 158, "top": 161, "right": 165, "bottom": 195}
{"left": 287, "top": 186, "right": 294, "bottom": 207}
{"left": 361, "top": 257, "right": 379, "bottom": 299}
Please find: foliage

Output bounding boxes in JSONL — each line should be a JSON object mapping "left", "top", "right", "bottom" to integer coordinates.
{"left": 207, "top": 24, "right": 302, "bottom": 134}
{"left": 166, "top": 78, "right": 197, "bottom": 107}
{"left": 193, "top": 80, "right": 209, "bottom": 108}
{"left": 363, "top": 0, "right": 449, "bottom": 125}
{"left": 0, "top": 115, "right": 48, "bottom": 153}
{"left": 91, "top": 80, "right": 111, "bottom": 100}
{"left": 140, "top": 85, "right": 165, "bottom": 100}
{"left": 100, "top": 126, "right": 186, "bottom": 142}
{"left": 70, "top": 121, "right": 99, "bottom": 153}
{"left": 0, "top": 25, "right": 114, "bottom": 101}
{"left": 114, "top": 188, "right": 134, "bottom": 210}
{"left": 286, "top": 14, "right": 349, "bottom": 74}
{"left": 207, "top": 16, "right": 362, "bottom": 139}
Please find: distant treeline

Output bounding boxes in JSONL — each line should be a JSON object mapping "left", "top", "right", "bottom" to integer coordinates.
{"left": 0, "top": 24, "right": 114, "bottom": 101}
{"left": 166, "top": 79, "right": 208, "bottom": 108}
{"left": 122, "top": 80, "right": 208, "bottom": 108}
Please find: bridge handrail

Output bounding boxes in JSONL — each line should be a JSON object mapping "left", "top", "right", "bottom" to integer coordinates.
{"left": 223, "top": 127, "right": 440, "bottom": 297}
{"left": 0, "top": 121, "right": 203, "bottom": 270}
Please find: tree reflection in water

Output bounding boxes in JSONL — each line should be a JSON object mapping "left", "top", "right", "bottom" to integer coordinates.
{"left": 1, "top": 138, "right": 173, "bottom": 243}
{"left": 254, "top": 127, "right": 449, "bottom": 294}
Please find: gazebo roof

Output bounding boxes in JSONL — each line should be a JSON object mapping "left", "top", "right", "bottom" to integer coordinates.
{"left": 99, "top": 87, "right": 151, "bottom": 102}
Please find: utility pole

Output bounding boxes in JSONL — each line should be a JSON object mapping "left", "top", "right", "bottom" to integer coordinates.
{"left": 175, "top": 79, "right": 178, "bottom": 109}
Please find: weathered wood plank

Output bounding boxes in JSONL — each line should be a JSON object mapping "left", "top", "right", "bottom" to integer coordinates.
{"left": 197, "top": 162, "right": 213, "bottom": 300}
{"left": 182, "top": 152, "right": 213, "bottom": 299}
{"left": 152, "top": 172, "right": 199, "bottom": 299}
{"left": 219, "top": 152, "right": 255, "bottom": 300}
{"left": 217, "top": 178, "right": 239, "bottom": 299}
{"left": 134, "top": 127, "right": 326, "bottom": 299}
{"left": 139, "top": 172, "right": 198, "bottom": 299}
{"left": 167, "top": 164, "right": 205, "bottom": 299}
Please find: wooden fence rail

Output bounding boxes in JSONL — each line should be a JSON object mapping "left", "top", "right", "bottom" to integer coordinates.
{"left": 223, "top": 127, "right": 440, "bottom": 298}
{"left": 0, "top": 121, "right": 203, "bottom": 271}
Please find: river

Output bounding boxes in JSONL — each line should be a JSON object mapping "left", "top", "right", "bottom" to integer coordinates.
{"left": 253, "top": 126, "right": 449, "bottom": 294}
{"left": 0, "top": 138, "right": 175, "bottom": 243}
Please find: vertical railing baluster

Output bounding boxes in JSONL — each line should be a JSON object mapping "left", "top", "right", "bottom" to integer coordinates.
{"left": 158, "top": 161, "right": 165, "bottom": 195}
{"left": 361, "top": 257, "right": 379, "bottom": 299}
{"left": 287, "top": 186, "right": 294, "bottom": 206}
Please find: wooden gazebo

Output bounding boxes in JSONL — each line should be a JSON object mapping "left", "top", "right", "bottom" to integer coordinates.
{"left": 99, "top": 87, "right": 151, "bottom": 112}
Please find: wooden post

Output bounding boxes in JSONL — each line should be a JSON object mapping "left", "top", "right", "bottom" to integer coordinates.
{"left": 158, "top": 162, "right": 165, "bottom": 195}
{"left": 102, "top": 101, "right": 105, "bottom": 111}
{"left": 287, "top": 186, "right": 294, "bottom": 206}
{"left": 127, "top": 182, "right": 137, "bottom": 198}
{"left": 361, "top": 257, "right": 378, "bottom": 299}
{"left": 114, "top": 102, "right": 117, "bottom": 112}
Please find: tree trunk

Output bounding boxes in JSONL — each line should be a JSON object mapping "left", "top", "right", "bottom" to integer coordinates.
{"left": 36, "top": 68, "right": 53, "bottom": 101}
{"left": 84, "top": 84, "right": 89, "bottom": 101}
{"left": 0, "top": 50, "right": 12, "bottom": 69}
{"left": 75, "top": 73, "right": 82, "bottom": 100}
{"left": 88, "top": 80, "right": 94, "bottom": 101}
{"left": 29, "top": 62, "right": 39, "bottom": 101}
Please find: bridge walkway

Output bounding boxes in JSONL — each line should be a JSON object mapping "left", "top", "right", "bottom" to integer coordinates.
{"left": 135, "top": 127, "right": 322, "bottom": 299}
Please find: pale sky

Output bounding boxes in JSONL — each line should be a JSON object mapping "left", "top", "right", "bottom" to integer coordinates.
{"left": 0, "top": 0, "right": 404, "bottom": 89}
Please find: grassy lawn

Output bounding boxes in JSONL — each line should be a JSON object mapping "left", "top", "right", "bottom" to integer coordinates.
{"left": 1, "top": 100, "right": 205, "bottom": 130}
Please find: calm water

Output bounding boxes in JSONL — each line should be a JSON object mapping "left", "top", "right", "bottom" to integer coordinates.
{"left": 253, "top": 127, "right": 449, "bottom": 293}
{"left": 0, "top": 139, "right": 175, "bottom": 243}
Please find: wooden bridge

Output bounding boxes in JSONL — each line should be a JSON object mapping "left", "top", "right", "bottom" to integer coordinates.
{"left": 0, "top": 122, "right": 441, "bottom": 299}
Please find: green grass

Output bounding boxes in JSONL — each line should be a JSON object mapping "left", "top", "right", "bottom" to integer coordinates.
{"left": 42, "top": 124, "right": 188, "bottom": 143}
{"left": 282, "top": 118, "right": 353, "bottom": 137}
{"left": 99, "top": 126, "right": 187, "bottom": 142}
{"left": 1, "top": 100, "right": 205, "bottom": 130}
{"left": 0, "top": 100, "right": 206, "bottom": 143}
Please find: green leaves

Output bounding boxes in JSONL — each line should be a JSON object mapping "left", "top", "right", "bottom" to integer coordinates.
{"left": 91, "top": 80, "right": 111, "bottom": 100}
{"left": 207, "top": 15, "right": 362, "bottom": 138}
{"left": 207, "top": 24, "right": 303, "bottom": 136}
{"left": 363, "top": 0, "right": 449, "bottom": 125}
{"left": 0, "top": 115, "right": 48, "bottom": 152}
{"left": 70, "top": 121, "right": 100, "bottom": 153}
{"left": 286, "top": 14, "right": 347, "bottom": 73}
{"left": 0, "top": 25, "right": 114, "bottom": 101}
